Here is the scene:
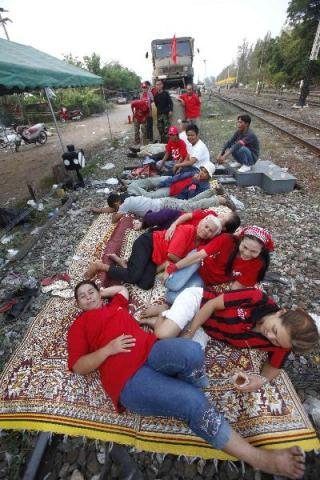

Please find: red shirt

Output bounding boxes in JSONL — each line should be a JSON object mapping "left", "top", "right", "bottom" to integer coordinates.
{"left": 179, "top": 93, "right": 201, "bottom": 118}
{"left": 201, "top": 288, "right": 290, "bottom": 368}
{"left": 152, "top": 224, "right": 203, "bottom": 265}
{"left": 188, "top": 209, "right": 217, "bottom": 227}
{"left": 165, "top": 139, "right": 188, "bottom": 162}
{"left": 68, "top": 294, "right": 157, "bottom": 411}
{"left": 198, "top": 234, "right": 264, "bottom": 286}
{"left": 131, "top": 100, "right": 149, "bottom": 123}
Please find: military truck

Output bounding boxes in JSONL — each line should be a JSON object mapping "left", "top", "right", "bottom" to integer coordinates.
{"left": 151, "top": 37, "right": 194, "bottom": 88}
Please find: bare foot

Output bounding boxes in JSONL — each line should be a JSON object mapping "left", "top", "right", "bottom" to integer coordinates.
{"left": 84, "top": 260, "right": 108, "bottom": 279}
{"left": 257, "top": 446, "right": 305, "bottom": 479}
{"left": 140, "top": 304, "right": 168, "bottom": 319}
{"left": 139, "top": 316, "right": 158, "bottom": 328}
{"left": 108, "top": 253, "right": 128, "bottom": 268}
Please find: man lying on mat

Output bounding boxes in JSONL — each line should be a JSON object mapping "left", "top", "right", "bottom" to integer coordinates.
{"left": 85, "top": 215, "right": 222, "bottom": 290}
{"left": 67, "top": 281, "right": 306, "bottom": 480}
{"left": 140, "top": 286, "right": 319, "bottom": 392}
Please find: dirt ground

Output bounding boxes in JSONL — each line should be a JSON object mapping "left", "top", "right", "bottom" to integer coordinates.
{"left": 0, "top": 104, "right": 131, "bottom": 207}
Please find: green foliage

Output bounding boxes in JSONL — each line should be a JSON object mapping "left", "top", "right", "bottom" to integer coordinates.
{"left": 52, "top": 88, "right": 106, "bottom": 116}
{"left": 216, "top": 0, "right": 320, "bottom": 88}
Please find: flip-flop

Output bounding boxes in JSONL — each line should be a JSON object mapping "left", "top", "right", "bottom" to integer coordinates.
{"left": 50, "top": 289, "right": 74, "bottom": 299}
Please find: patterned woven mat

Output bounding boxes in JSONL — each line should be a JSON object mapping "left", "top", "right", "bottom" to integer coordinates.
{"left": 0, "top": 212, "right": 318, "bottom": 460}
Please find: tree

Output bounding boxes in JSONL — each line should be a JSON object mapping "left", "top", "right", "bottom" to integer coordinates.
{"left": 237, "top": 39, "right": 252, "bottom": 85}
{"left": 63, "top": 53, "right": 83, "bottom": 68}
{"left": 83, "top": 53, "right": 102, "bottom": 76}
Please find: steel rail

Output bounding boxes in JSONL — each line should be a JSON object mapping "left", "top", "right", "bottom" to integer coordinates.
{"left": 216, "top": 95, "right": 320, "bottom": 157}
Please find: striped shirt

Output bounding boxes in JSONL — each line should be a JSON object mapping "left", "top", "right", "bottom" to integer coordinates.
{"left": 201, "top": 288, "right": 290, "bottom": 368}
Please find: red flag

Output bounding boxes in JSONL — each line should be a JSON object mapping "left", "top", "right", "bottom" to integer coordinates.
{"left": 171, "top": 34, "right": 177, "bottom": 64}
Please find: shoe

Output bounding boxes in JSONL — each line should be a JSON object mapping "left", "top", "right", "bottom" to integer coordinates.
{"left": 229, "top": 161, "right": 241, "bottom": 168}
{"left": 238, "top": 165, "right": 252, "bottom": 173}
{"left": 129, "top": 147, "right": 141, "bottom": 153}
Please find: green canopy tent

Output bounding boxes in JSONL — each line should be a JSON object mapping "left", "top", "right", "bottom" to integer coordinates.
{"left": 0, "top": 38, "right": 103, "bottom": 150}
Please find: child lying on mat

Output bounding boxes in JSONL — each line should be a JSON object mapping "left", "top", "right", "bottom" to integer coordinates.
{"left": 140, "top": 286, "right": 319, "bottom": 392}
{"left": 68, "top": 281, "right": 306, "bottom": 480}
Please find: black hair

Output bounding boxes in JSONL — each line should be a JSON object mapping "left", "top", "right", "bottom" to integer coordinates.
{"left": 156, "top": 79, "right": 164, "bottom": 85}
{"left": 107, "top": 192, "right": 122, "bottom": 209}
{"left": 224, "top": 212, "right": 241, "bottom": 233}
{"left": 145, "top": 81, "right": 151, "bottom": 87}
{"left": 74, "top": 280, "right": 99, "bottom": 300}
{"left": 225, "top": 234, "right": 270, "bottom": 282}
{"left": 186, "top": 124, "right": 199, "bottom": 135}
{"left": 181, "top": 119, "right": 189, "bottom": 125}
{"left": 237, "top": 114, "right": 251, "bottom": 126}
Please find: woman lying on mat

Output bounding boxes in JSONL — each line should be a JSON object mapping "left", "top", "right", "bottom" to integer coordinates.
{"left": 140, "top": 286, "right": 319, "bottom": 392}
{"left": 85, "top": 216, "right": 222, "bottom": 291}
{"left": 164, "top": 225, "right": 273, "bottom": 304}
{"left": 68, "top": 281, "right": 306, "bottom": 480}
{"left": 132, "top": 208, "right": 240, "bottom": 234}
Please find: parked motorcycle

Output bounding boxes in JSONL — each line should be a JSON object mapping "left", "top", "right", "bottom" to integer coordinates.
{"left": 58, "top": 107, "right": 83, "bottom": 122}
{"left": 14, "top": 123, "right": 48, "bottom": 152}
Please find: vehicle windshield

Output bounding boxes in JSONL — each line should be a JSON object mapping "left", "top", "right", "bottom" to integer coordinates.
{"left": 154, "top": 41, "right": 191, "bottom": 59}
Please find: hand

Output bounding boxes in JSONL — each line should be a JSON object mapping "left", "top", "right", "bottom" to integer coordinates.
{"left": 181, "top": 328, "right": 193, "bottom": 339}
{"left": 161, "top": 270, "right": 170, "bottom": 284}
{"left": 165, "top": 224, "right": 176, "bottom": 241}
{"left": 234, "top": 373, "right": 265, "bottom": 392}
{"left": 107, "top": 334, "right": 136, "bottom": 355}
{"left": 168, "top": 111, "right": 173, "bottom": 117}
{"left": 90, "top": 207, "right": 102, "bottom": 214}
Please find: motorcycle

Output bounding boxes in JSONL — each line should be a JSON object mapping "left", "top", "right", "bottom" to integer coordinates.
{"left": 14, "top": 123, "right": 48, "bottom": 152}
{"left": 58, "top": 107, "right": 84, "bottom": 122}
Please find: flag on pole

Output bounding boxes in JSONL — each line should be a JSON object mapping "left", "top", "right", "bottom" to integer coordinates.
{"left": 171, "top": 34, "right": 177, "bottom": 64}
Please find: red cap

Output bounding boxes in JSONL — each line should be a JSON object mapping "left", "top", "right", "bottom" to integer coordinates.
{"left": 168, "top": 126, "right": 179, "bottom": 136}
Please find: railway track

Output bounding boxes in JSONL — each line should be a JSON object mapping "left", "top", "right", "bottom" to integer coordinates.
{"left": 235, "top": 91, "right": 320, "bottom": 107}
{"left": 216, "top": 94, "right": 320, "bottom": 156}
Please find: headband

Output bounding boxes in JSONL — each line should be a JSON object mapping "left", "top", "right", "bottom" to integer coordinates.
{"left": 240, "top": 225, "right": 274, "bottom": 251}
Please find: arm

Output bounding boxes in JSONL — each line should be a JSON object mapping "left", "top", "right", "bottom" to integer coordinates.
{"left": 158, "top": 151, "right": 170, "bottom": 170}
{"left": 111, "top": 212, "right": 125, "bottom": 223}
{"left": 91, "top": 206, "right": 115, "bottom": 214}
{"left": 183, "top": 295, "right": 225, "bottom": 338}
{"left": 99, "top": 286, "right": 129, "bottom": 300}
{"left": 172, "top": 155, "right": 196, "bottom": 172}
{"left": 230, "top": 280, "right": 247, "bottom": 290}
{"left": 72, "top": 334, "right": 136, "bottom": 375}
{"left": 165, "top": 213, "right": 193, "bottom": 240}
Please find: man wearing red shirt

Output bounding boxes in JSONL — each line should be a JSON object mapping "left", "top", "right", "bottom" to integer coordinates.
{"left": 158, "top": 126, "right": 188, "bottom": 174}
{"left": 178, "top": 84, "right": 201, "bottom": 127}
{"left": 131, "top": 99, "right": 149, "bottom": 145}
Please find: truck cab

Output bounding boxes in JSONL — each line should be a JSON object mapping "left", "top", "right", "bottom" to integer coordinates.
{"left": 151, "top": 37, "right": 194, "bottom": 88}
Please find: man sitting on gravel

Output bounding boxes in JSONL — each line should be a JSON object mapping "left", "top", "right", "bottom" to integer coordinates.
{"left": 90, "top": 190, "right": 234, "bottom": 224}
{"left": 217, "top": 114, "right": 259, "bottom": 173}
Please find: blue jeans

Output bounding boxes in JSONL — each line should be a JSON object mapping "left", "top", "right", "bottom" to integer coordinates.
{"left": 165, "top": 250, "right": 204, "bottom": 304}
{"left": 232, "top": 145, "right": 255, "bottom": 166}
{"left": 120, "top": 338, "right": 231, "bottom": 450}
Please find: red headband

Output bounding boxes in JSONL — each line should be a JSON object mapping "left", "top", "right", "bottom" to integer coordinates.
{"left": 240, "top": 225, "right": 274, "bottom": 251}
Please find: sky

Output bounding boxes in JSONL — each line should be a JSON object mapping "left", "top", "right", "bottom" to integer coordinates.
{"left": 1, "top": 0, "right": 290, "bottom": 82}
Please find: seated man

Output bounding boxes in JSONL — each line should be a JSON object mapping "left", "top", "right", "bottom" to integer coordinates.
{"left": 216, "top": 114, "right": 259, "bottom": 173}
{"left": 172, "top": 123, "right": 210, "bottom": 175}
{"left": 90, "top": 189, "right": 231, "bottom": 224}
{"left": 157, "top": 126, "right": 188, "bottom": 174}
{"left": 128, "top": 163, "right": 214, "bottom": 199}
{"left": 68, "top": 280, "right": 306, "bottom": 480}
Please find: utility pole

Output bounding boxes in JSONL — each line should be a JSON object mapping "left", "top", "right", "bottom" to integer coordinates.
{"left": 297, "top": 19, "right": 320, "bottom": 107}
{"left": 0, "top": 8, "right": 11, "bottom": 40}
{"left": 203, "top": 59, "right": 207, "bottom": 83}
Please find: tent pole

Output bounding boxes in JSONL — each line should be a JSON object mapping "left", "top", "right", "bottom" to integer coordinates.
{"left": 101, "top": 86, "right": 113, "bottom": 140}
{"left": 44, "top": 87, "right": 65, "bottom": 152}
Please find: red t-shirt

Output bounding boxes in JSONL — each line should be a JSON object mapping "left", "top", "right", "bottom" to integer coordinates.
{"left": 165, "top": 139, "right": 188, "bottom": 161}
{"left": 67, "top": 294, "right": 157, "bottom": 411}
{"left": 152, "top": 224, "right": 202, "bottom": 265}
{"left": 179, "top": 93, "right": 201, "bottom": 118}
{"left": 131, "top": 100, "right": 149, "bottom": 123}
{"left": 187, "top": 209, "right": 217, "bottom": 227}
{"left": 199, "top": 234, "right": 264, "bottom": 286}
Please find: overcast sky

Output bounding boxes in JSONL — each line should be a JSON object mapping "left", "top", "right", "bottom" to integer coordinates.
{"left": 2, "top": 0, "right": 290, "bottom": 81}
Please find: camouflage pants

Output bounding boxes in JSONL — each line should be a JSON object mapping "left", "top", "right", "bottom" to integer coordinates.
{"left": 157, "top": 113, "right": 170, "bottom": 143}
{"left": 134, "top": 120, "right": 147, "bottom": 145}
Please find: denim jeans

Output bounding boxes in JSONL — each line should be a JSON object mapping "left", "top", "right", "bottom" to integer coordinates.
{"left": 232, "top": 145, "right": 255, "bottom": 166}
{"left": 120, "top": 338, "right": 231, "bottom": 450}
{"left": 165, "top": 250, "right": 204, "bottom": 304}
